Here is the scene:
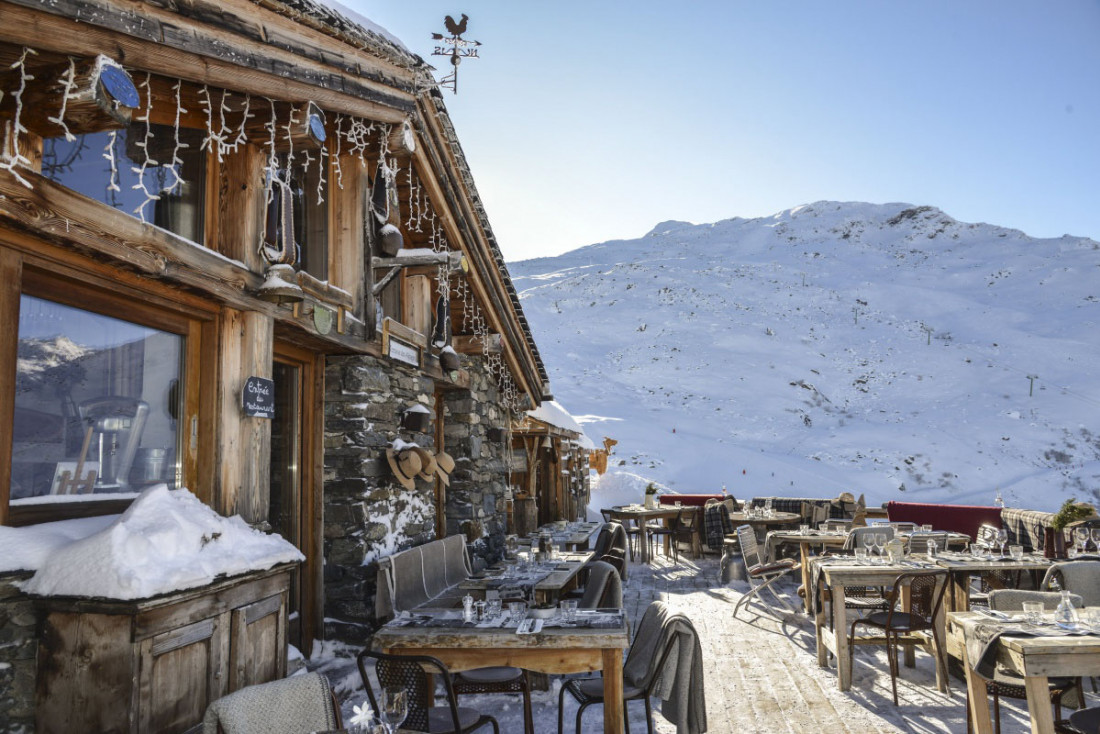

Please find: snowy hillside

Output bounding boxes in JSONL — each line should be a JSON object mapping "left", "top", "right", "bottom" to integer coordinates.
{"left": 510, "top": 202, "right": 1100, "bottom": 511}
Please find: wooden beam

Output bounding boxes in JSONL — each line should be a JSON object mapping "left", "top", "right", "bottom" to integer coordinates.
{"left": 372, "top": 250, "right": 466, "bottom": 270}
{"left": 0, "top": 248, "right": 21, "bottom": 526}
{"left": 0, "top": 168, "right": 374, "bottom": 352}
{"left": 452, "top": 333, "right": 502, "bottom": 355}
{"left": 1, "top": 1, "right": 415, "bottom": 124}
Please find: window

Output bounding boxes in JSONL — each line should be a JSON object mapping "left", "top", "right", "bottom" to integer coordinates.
{"left": 42, "top": 124, "right": 207, "bottom": 245}
{"left": 11, "top": 295, "right": 184, "bottom": 505}
{"left": 265, "top": 153, "right": 328, "bottom": 280}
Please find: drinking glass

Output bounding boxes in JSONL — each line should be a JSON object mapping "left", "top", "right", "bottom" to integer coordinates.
{"left": 1091, "top": 528, "right": 1100, "bottom": 553}
{"left": 970, "top": 544, "right": 983, "bottom": 558}
{"left": 560, "top": 599, "right": 578, "bottom": 623}
{"left": 854, "top": 547, "right": 869, "bottom": 562}
{"left": 862, "top": 534, "right": 875, "bottom": 562}
{"left": 486, "top": 599, "right": 502, "bottom": 619}
{"left": 1009, "top": 544, "right": 1024, "bottom": 561}
{"left": 380, "top": 687, "right": 408, "bottom": 734}
{"left": 799, "top": 524, "right": 810, "bottom": 534}
{"left": 509, "top": 601, "right": 527, "bottom": 623}
{"left": 921, "top": 524, "right": 933, "bottom": 533}
{"left": 1022, "top": 601, "right": 1044, "bottom": 627}
{"left": 674, "top": 500, "right": 683, "bottom": 509}
{"left": 995, "top": 529, "right": 1008, "bottom": 558}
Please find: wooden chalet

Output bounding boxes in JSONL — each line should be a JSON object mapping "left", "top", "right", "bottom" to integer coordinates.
{"left": 0, "top": 0, "right": 553, "bottom": 729}
{"left": 510, "top": 400, "right": 595, "bottom": 532}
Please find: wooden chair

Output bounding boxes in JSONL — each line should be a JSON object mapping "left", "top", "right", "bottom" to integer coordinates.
{"left": 358, "top": 650, "right": 499, "bottom": 734}
{"left": 848, "top": 570, "right": 949, "bottom": 705}
{"left": 733, "top": 524, "right": 799, "bottom": 616}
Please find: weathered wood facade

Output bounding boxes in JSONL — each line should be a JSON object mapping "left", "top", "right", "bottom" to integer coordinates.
{"left": 0, "top": 0, "right": 551, "bottom": 729}
{"left": 510, "top": 402, "right": 594, "bottom": 528}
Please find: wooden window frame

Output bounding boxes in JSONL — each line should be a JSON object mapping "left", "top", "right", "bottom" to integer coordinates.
{"left": 1, "top": 260, "right": 215, "bottom": 527}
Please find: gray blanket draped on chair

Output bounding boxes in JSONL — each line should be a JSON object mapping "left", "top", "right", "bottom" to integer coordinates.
{"left": 623, "top": 601, "right": 707, "bottom": 734}
{"left": 202, "top": 672, "right": 338, "bottom": 734}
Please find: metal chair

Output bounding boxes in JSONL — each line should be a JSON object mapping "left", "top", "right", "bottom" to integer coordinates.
{"left": 670, "top": 508, "right": 700, "bottom": 561}
{"left": 1055, "top": 706, "right": 1100, "bottom": 734}
{"left": 453, "top": 668, "right": 533, "bottom": 734}
{"left": 965, "top": 590, "right": 1083, "bottom": 734}
{"left": 848, "top": 570, "right": 949, "bottom": 705}
{"left": 733, "top": 524, "right": 799, "bottom": 616}
{"left": 357, "top": 649, "right": 499, "bottom": 733}
{"left": 556, "top": 601, "right": 686, "bottom": 734}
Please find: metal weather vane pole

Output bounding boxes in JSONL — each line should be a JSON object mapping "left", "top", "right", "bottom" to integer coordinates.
{"left": 431, "top": 13, "right": 481, "bottom": 94}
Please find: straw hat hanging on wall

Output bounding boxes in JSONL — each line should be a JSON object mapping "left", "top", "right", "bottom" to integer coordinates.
{"left": 386, "top": 446, "right": 421, "bottom": 491}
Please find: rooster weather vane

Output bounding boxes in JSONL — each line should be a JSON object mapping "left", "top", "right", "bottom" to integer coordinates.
{"left": 432, "top": 13, "right": 481, "bottom": 94}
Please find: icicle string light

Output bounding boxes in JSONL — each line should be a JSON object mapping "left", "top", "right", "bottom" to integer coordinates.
{"left": 103, "top": 130, "right": 121, "bottom": 194}
{"left": 332, "top": 114, "right": 345, "bottom": 190}
{"left": 46, "top": 57, "right": 78, "bottom": 142}
{"left": 229, "top": 93, "right": 252, "bottom": 154}
{"left": 0, "top": 47, "right": 37, "bottom": 188}
{"left": 262, "top": 97, "right": 279, "bottom": 207}
{"left": 130, "top": 73, "right": 161, "bottom": 222}
{"left": 165, "top": 79, "right": 189, "bottom": 195}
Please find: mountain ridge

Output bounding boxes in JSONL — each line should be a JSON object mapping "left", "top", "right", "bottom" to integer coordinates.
{"left": 510, "top": 201, "right": 1100, "bottom": 511}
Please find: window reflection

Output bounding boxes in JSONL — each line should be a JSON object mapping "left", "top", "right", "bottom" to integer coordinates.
{"left": 42, "top": 125, "right": 206, "bottom": 245}
{"left": 12, "top": 295, "right": 183, "bottom": 503}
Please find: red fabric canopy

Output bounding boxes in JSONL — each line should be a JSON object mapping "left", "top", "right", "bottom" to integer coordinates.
{"left": 886, "top": 501, "right": 1002, "bottom": 540}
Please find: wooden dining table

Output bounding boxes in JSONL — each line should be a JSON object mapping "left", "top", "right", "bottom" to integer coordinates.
{"left": 811, "top": 556, "right": 949, "bottom": 692}
{"left": 372, "top": 609, "right": 631, "bottom": 734}
{"left": 603, "top": 505, "right": 686, "bottom": 563}
{"left": 764, "top": 529, "right": 849, "bottom": 612}
{"left": 949, "top": 610, "right": 1100, "bottom": 734}
{"left": 932, "top": 551, "right": 1052, "bottom": 613}
{"left": 458, "top": 550, "right": 593, "bottom": 606}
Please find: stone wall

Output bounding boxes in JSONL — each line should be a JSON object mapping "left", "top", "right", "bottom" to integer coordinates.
{"left": 322, "top": 353, "right": 513, "bottom": 643}
{"left": 0, "top": 573, "right": 35, "bottom": 734}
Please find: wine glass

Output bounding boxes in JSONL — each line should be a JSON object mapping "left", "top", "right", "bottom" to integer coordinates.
{"left": 875, "top": 533, "right": 888, "bottom": 561}
{"left": 380, "top": 686, "right": 408, "bottom": 734}
{"left": 995, "top": 529, "right": 1008, "bottom": 558}
{"left": 861, "top": 533, "right": 875, "bottom": 562}
{"left": 1074, "top": 527, "right": 1089, "bottom": 554}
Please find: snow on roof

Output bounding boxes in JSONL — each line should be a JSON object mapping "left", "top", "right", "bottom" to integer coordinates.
{"left": 527, "top": 400, "right": 595, "bottom": 449}
{"left": 19, "top": 486, "right": 303, "bottom": 600}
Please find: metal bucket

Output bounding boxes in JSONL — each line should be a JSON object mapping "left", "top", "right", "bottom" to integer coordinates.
{"left": 132, "top": 447, "right": 168, "bottom": 482}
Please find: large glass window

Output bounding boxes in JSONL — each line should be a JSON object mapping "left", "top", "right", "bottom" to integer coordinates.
{"left": 265, "top": 152, "right": 328, "bottom": 280}
{"left": 11, "top": 295, "right": 183, "bottom": 504}
{"left": 42, "top": 124, "right": 207, "bottom": 244}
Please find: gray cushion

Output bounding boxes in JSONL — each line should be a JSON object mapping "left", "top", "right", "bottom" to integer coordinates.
{"left": 427, "top": 705, "right": 484, "bottom": 733}
{"left": 456, "top": 666, "right": 523, "bottom": 684}
{"left": 576, "top": 676, "right": 645, "bottom": 701}
{"left": 1068, "top": 706, "right": 1100, "bottom": 733}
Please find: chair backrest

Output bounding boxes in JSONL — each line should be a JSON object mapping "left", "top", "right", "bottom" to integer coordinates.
{"left": 581, "top": 560, "right": 623, "bottom": 608}
{"left": 600, "top": 509, "right": 613, "bottom": 523}
{"left": 722, "top": 497, "right": 738, "bottom": 515}
{"left": 907, "top": 531, "right": 948, "bottom": 554}
{"left": 678, "top": 508, "right": 697, "bottom": 530}
{"left": 623, "top": 600, "right": 698, "bottom": 699}
{"left": 608, "top": 521, "right": 628, "bottom": 555}
{"left": 202, "top": 672, "right": 340, "bottom": 734}
{"left": 735, "top": 525, "right": 764, "bottom": 570}
{"left": 1041, "top": 561, "right": 1100, "bottom": 606}
{"left": 358, "top": 650, "right": 462, "bottom": 734}
{"left": 599, "top": 549, "right": 626, "bottom": 578}
{"left": 592, "top": 522, "right": 615, "bottom": 557}
{"left": 843, "top": 525, "right": 895, "bottom": 551}
{"left": 989, "top": 589, "right": 1082, "bottom": 612}
{"left": 886, "top": 571, "right": 947, "bottom": 627}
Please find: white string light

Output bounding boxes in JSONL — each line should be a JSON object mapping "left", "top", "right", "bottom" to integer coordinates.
{"left": 332, "top": 114, "right": 345, "bottom": 190}
{"left": 46, "top": 57, "right": 78, "bottom": 142}
{"left": 164, "top": 79, "right": 188, "bottom": 195}
{"left": 103, "top": 130, "right": 121, "bottom": 196}
{"left": 0, "top": 47, "right": 37, "bottom": 188}
{"left": 130, "top": 73, "right": 161, "bottom": 222}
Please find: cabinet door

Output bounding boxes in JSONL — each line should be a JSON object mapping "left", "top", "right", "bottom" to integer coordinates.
{"left": 137, "top": 613, "right": 229, "bottom": 733}
{"left": 229, "top": 592, "right": 287, "bottom": 691}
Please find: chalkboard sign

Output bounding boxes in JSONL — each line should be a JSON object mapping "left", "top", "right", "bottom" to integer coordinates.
{"left": 242, "top": 376, "right": 275, "bottom": 419}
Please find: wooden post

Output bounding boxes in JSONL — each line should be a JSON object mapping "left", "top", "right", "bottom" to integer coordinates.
{"left": 215, "top": 143, "right": 266, "bottom": 272}
{"left": 217, "top": 308, "right": 273, "bottom": 523}
{"left": 0, "top": 248, "right": 22, "bottom": 525}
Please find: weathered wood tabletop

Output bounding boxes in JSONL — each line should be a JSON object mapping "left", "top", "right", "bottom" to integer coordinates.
{"left": 372, "top": 609, "right": 630, "bottom": 734}
{"left": 458, "top": 550, "right": 593, "bottom": 605}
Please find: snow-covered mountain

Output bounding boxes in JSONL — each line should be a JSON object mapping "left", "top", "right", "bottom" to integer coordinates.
{"left": 510, "top": 201, "right": 1100, "bottom": 511}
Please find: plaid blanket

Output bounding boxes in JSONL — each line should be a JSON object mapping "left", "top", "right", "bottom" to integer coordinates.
{"left": 703, "top": 503, "right": 735, "bottom": 552}
{"left": 750, "top": 496, "right": 841, "bottom": 519}
{"left": 1001, "top": 508, "right": 1055, "bottom": 552}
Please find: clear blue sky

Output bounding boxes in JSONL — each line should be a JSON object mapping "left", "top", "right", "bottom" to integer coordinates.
{"left": 346, "top": 1, "right": 1100, "bottom": 262}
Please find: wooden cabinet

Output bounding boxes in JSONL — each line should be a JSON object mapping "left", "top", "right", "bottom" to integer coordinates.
{"left": 35, "top": 565, "right": 293, "bottom": 734}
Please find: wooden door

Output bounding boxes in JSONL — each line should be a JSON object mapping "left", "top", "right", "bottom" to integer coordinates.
{"left": 137, "top": 614, "right": 230, "bottom": 733}
{"left": 229, "top": 592, "right": 288, "bottom": 690}
{"left": 270, "top": 343, "right": 322, "bottom": 654}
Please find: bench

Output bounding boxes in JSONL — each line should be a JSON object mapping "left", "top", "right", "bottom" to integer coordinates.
{"left": 375, "top": 535, "right": 471, "bottom": 621}
{"left": 886, "top": 501, "right": 1003, "bottom": 542}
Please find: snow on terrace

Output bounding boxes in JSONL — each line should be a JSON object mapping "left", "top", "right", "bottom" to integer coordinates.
{"left": 2, "top": 485, "right": 302, "bottom": 599}
{"left": 309, "top": 554, "right": 1087, "bottom": 734}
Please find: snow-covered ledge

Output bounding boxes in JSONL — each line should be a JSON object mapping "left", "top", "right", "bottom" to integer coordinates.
{"left": 2, "top": 485, "right": 303, "bottom": 599}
